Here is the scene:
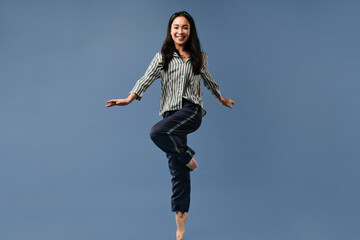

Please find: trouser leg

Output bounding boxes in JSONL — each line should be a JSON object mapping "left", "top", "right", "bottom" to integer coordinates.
{"left": 168, "top": 153, "right": 191, "bottom": 212}
{"left": 149, "top": 100, "right": 202, "bottom": 165}
{"left": 149, "top": 99, "right": 202, "bottom": 213}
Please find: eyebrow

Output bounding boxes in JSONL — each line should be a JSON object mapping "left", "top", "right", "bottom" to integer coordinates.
{"left": 173, "top": 24, "right": 189, "bottom": 27}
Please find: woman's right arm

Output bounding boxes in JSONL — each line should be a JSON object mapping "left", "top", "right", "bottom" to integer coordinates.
{"left": 106, "top": 52, "right": 161, "bottom": 108}
{"left": 106, "top": 92, "right": 138, "bottom": 107}
{"left": 129, "top": 52, "right": 162, "bottom": 100}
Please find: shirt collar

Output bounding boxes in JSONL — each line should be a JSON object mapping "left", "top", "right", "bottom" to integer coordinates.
{"left": 173, "top": 51, "right": 191, "bottom": 63}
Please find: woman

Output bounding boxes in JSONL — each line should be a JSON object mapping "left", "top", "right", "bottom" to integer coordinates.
{"left": 106, "top": 11, "right": 235, "bottom": 240}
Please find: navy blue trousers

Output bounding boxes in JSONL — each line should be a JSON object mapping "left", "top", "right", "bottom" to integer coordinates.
{"left": 150, "top": 99, "right": 202, "bottom": 212}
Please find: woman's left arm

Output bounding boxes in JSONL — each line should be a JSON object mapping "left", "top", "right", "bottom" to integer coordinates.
{"left": 201, "top": 52, "right": 235, "bottom": 109}
{"left": 217, "top": 96, "right": 235, "bottom": 108}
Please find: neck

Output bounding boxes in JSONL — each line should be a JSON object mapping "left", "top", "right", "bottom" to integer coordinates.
{"left": 174, "top": 44, "right": 185, "bottom": 52}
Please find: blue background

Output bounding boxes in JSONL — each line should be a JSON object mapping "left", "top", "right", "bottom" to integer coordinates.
{"left": 1, "top": 0, "right": 359, "bottom": 239}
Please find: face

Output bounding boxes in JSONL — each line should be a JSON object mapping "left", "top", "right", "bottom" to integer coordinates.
{"left": 170, "top": 16, "right": 190, "bottom": 47}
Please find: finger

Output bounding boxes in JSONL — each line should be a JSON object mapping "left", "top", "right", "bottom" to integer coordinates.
{"left": 226, "top": 101, "right": 233, "bottom": 108}
{"left": 223, "top": 103, "right": 232, "bottom": 108}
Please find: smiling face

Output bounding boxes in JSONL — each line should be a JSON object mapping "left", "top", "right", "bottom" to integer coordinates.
{"left": 170, "top": 16, "right": 190, "bottom": 48}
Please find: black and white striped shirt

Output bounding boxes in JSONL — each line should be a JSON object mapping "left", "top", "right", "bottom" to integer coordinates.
{"left": 130, "top": 51, "right": 221, "bottom": 116}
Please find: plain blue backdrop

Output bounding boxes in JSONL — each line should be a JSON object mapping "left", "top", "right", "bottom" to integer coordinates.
{"left": 1, "top": 0, "right": 359, "bottom": 239}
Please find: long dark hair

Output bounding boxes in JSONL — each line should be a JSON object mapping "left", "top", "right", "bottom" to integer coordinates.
{"left": 161, "top": 11, "right": 203, "bottom": 75}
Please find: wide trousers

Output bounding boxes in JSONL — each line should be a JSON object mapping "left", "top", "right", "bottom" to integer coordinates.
{"left": 150, "top": 99, "right": 202, "bottom": 212}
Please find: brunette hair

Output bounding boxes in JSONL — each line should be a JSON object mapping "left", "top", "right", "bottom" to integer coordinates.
{"left": 161, "top": 11, "right": 203, "bottom": 75}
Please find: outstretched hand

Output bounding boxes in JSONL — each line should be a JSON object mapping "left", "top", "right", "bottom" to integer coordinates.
{"left": 218, "top": 96, "right": 236, "bottom": 108}
{"left": 106, "top": 98, "right": 131, "bottom": 107}
{"left": 106, "top": 93, "right": 138, "bottom": 108}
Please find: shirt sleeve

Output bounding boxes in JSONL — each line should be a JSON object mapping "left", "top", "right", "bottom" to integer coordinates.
{"left": 201, "top": 52, "right": 221, "bottom": 99}
{"left": 129, "top": 52, "right": 162, "bottom": 100}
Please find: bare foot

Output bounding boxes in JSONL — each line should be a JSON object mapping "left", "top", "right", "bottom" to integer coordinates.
{"left": 175, "top": 211, "right": 188, "bottom": 240}
{"left": 186, "top": 158, "right": 198, "bottom": 171}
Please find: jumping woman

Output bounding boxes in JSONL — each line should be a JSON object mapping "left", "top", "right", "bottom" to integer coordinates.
{"left": 106, "top": 11, "right": 235, "bottom": 240}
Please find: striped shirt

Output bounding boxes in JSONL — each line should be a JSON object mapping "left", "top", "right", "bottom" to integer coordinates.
{"left": 130, "top": 51, "right": 221, "bottom": 116}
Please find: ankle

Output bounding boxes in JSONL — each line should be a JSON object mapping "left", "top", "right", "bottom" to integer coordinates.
{"left": 176, "top": 211, "right": 187, "bottom": 217}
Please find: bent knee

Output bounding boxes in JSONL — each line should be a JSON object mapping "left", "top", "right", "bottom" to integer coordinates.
{"left": 149, "top": 126, "right": 161, "bottom": 140}
{"left": 150, "top": 127, "right": 169, "bottom": 141}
